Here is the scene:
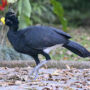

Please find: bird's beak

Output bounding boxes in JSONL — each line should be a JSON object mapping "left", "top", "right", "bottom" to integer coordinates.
{"left": 0, "top": 17, "right": 5, "bottom": 25}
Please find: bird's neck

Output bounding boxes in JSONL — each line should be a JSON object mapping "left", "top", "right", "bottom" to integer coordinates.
{"left": 7, "top": 28, "right": 19, "bottom": 47}
{"left": 9, "top": 24, "right": 18, "bottom": 31}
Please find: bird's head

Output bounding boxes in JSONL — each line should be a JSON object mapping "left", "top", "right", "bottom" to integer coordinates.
{"left": 0, "top": 11, "right": 19, "bottom": 28}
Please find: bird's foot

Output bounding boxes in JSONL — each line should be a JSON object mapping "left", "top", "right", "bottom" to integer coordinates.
{"left": 29, "top": 60, "right": 48, "bottom": 80}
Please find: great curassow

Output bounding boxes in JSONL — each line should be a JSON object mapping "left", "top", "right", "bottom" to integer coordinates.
{"left": 1, "top": 11, "right": 90, "bottom": 79}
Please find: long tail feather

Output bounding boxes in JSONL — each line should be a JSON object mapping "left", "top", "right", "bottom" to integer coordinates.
{"left": 63, "top": 40, "right": 90, "bottom": 58}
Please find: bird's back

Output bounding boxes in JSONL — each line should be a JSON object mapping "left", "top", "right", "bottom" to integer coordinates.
{"left": 20, "top": 25, "right": 71, "bottom": 49}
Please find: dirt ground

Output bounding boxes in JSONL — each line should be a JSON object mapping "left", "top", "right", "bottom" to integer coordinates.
{"left": 0, "top": 66, "right": 90, "bottom": 90}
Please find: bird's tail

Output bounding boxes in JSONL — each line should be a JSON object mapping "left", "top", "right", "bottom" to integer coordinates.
{"left": 63, "top": 40, "right": 90, "bottom": 58}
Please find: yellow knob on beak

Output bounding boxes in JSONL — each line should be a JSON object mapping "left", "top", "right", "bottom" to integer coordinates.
{"left": 0, "top": 17, "right": 5, "bottom": 25}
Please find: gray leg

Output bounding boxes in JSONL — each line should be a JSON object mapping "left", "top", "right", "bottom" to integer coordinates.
{"left": 29, "top": 53, "right": 51, "bottom": 80}
{"left": 33, "top": 60, "right": 48, "bottom": 80}
{"left": 30, "top": 60, "right": 48, "bottom": 80}
{"left": 33, "top": 52, "right": 51, "bottom": 79}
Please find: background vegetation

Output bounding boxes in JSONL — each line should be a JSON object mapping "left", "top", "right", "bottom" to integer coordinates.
{"left": 31, "top": 0, "right": 90, "bottom": 26}
{"left": 1, "top": 0, "right": 90, "bottom": 26}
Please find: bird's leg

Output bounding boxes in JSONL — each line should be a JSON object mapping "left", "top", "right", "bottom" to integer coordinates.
{"left": 30, "top": 55, "right": 40, "bottom": 76}
{"left": 34, "top": 52, "right": 51, "bottom": 72}
{"left": 33, "top": 52, "right": 51, "bottom": 79}
{"left": 30, "top": 60, "right": 49, "bottom": 80}
{"left": 40, "top": 51, "right": 51, "bottom": 69}
{"left": 29, "top": 52, "right": 51, "bottom": 80}
{"left": 41, "top": 51, "right": 51, "bottom": 60}
{"left": 33, "top": 60, "right": 48, "bottom": 80}
{"left": 34, "top": 52, "right": 51, "bottom": 79}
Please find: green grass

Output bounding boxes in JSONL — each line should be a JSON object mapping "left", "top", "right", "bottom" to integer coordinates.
{"left": 50, "top": 27, "right": 90, "bottom": 61}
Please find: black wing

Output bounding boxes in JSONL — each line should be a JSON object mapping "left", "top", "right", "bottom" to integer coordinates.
{"left": 21, "top": 26, "right": 71, "bottom": 49}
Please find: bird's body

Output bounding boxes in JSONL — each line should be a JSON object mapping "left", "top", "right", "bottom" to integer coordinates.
{"left": 1, "top": 11, "right": 90, "bottom": 79}
{"left": 7, "top": 26, "right": 70, "bottom": 55}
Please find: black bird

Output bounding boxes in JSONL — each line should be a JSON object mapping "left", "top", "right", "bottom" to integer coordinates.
{"left": 1, "top": 11, "right": 90, "bottom": 79}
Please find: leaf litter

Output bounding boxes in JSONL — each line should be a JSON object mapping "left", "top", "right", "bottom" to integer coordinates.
{"left": 0, "top": 66, "right": 90, "bottom": 90}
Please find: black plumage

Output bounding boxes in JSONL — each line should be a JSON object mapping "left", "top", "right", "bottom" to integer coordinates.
{"left": 5, "top": 11, "right": 90, "bottom": 79}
